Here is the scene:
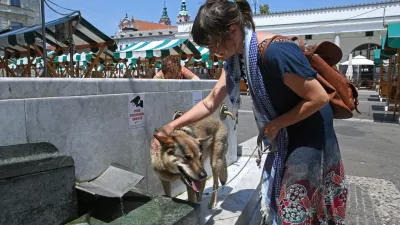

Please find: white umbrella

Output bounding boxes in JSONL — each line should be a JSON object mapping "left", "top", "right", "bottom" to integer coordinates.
{"left": 345, "top": 53, "right": 353, "bottom": 81}
{"left": 341, "top": 55, "right": 374, "bottom": 66}
{"left": 341, "top": 55, "right": 375, "bottom": 86}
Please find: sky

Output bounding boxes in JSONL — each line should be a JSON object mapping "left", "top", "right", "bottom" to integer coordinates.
{"left": 45, "top": 0, "right": 380, "bottom": 36}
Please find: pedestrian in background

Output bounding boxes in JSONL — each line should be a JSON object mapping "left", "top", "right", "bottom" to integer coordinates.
{"left": 153, "top": 55, "right": 200, "bottom": 80}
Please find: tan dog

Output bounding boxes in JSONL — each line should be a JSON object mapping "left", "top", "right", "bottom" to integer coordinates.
{"left": 150, "top": 111, "right": 228, "bottom": 208}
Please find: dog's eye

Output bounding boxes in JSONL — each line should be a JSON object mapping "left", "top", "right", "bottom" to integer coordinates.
{"left": 185, "top": 155, "right": 192, "bottom": 161}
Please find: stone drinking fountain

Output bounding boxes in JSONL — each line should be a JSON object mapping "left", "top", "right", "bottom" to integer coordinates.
{"left": 0, "top": 78, "right": 237, "bottom": 225}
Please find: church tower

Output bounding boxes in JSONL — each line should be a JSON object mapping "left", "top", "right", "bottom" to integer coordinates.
{"left": 119, "top": 12, "right": 136, "bottom": 32}
{"left": 177, "top": 0, "right": 190, "bottom": 23}
{"left": 159, "top": 1, "right": 171, "bottom": 26}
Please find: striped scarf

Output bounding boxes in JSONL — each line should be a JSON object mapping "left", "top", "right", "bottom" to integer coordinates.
{"left": 225, "top": 27, "right": 289, "bottom": 223}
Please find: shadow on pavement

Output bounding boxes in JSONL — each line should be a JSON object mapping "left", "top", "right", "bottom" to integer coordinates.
{"left": 204, "top": 189, "right": 255, "bottom": 225}
{"left": 372, "top": 113, "right": 399, "bottom": 123}
{"left": 371, "top": 105, "right": 395, "bottom": 112}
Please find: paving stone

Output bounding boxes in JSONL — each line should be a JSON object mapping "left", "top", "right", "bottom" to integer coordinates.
{"left": 345, "top": 176, "right": 398, "bottom": 225}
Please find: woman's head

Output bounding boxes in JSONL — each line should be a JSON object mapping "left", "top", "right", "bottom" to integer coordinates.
{"left": 191, "top": 0, "right": 255, "bottom": 59}
{"left": 161, "top": 56, "right": 182, "bottom": 79}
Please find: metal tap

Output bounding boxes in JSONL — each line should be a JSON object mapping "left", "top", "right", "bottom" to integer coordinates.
{"left": 219, "top": 104, "right": 235, "bottom": 121}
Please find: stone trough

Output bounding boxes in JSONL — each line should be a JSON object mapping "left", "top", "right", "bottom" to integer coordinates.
{"left": 0, "top": 78, "right": 238, "bottom": 224}
{"left": 0, "top": 142, "right": 200, "bottom": 225}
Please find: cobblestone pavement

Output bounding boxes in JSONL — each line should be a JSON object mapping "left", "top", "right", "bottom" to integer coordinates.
{"left": 346, "top": 176, "right": 400, "bottom": 225}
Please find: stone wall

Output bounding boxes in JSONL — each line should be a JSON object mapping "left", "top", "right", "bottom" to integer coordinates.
{"left": 0, "top": 78, "right": 237, "bottom": 196}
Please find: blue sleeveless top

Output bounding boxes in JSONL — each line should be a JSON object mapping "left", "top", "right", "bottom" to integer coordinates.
{"left": 226, "top": 41, "right": 336, "bottom": 156}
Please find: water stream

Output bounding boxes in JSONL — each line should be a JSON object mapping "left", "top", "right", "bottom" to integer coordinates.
{"left": 120, "top": 196, "right": 126, "bottom": 217}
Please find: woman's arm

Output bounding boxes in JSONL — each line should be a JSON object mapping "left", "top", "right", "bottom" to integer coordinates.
{"left": 181, "top": 67, "right": 200, "bottom": 80}
{"left": 264, "top": 73, "right": 330, "bottom": 140}
{"left": 157, "top": 70, "right": 227, "bottom": 135}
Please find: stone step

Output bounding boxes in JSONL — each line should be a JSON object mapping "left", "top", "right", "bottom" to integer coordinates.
{"left": 176, "top": 154, "right": 266, "bottom": 225}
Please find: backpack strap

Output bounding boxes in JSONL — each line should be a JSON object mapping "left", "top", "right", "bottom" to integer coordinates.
{"left": 258, "top": 35, "right": 306, "bottom": 64}
{"left": 258, "top": 35, "right": 291, "bottom": 64}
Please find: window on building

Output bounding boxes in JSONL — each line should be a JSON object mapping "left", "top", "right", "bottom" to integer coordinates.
{"left": 365, "top": 31, "right": 374, "bottom": 37}
{"left": 10, "top": 22, "right": 23, "bottom": 30}
{"left": 10, "top": 0, "right": 21, "bottom": 7}
{"left": 305, "top": 35, "right": 312, "bottom": 40}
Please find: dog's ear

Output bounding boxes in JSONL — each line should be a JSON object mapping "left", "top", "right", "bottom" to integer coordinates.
{"left": 153, "top": 134, "right": 175, "bottom": 150}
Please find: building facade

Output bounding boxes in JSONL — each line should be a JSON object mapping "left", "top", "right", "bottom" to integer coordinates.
{"left": 176, "top": 1, "right": 400, "bottom": 62}
{"left": 0, "top": 0, "right": 40, "bottom": 31}
{"left": 113, "top": 1, "right": 177, "bottom": 50}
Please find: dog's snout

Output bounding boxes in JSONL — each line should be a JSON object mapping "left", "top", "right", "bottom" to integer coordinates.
{"left": 199, "top": 170, "right": 207, "bottom": 180}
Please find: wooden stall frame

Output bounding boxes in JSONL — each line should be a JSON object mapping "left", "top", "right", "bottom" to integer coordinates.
{"left": 0, "top": 49, "right": 16, "bottom": 77}
{"left": 33, "top": 44, "right": 59, "bottom": 77}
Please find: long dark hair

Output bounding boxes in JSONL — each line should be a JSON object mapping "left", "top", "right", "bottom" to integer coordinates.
{"left": 191, "top": 0, "right": 255, "bottom": 47}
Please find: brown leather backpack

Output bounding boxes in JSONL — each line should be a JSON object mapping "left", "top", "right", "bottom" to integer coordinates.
{"left": 258, "top": 35, "right": 360, "bottom": 119}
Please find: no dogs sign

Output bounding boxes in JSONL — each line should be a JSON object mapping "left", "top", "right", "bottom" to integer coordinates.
{"left": 128, "top": 94, "right": 145, "bottom": 129}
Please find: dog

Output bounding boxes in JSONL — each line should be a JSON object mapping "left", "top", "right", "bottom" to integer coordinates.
{"left": 150, "top": 111, "right": 228, "bottom": 208}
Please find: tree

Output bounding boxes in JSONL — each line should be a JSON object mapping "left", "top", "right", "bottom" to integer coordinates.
{"left": 259, "top": 4, "right": 270, "bottom": 15}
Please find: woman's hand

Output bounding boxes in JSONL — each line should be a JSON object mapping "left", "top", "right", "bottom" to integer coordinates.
{"left": 153, "top": 123, "right": 175, "bottom": 149}
{"left": 156, "top": 123, "right": 175, "bottom": 137}
{"left": 262, "top": 120, "right": 281, "bottom": 141}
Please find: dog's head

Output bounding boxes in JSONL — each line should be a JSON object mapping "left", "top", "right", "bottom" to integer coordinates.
{"left": 153, "top": 130, "right": 210, "bottom": 193}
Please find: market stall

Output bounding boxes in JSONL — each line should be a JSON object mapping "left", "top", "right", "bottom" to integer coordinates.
{"left": 377, "top": 23, "right": 400, "bottom": 120}
{"left": 114, "top": 39, "right": 202, "bottom": 79}
{"left": 0, "top": 12, "right": 117, "bottom": 78}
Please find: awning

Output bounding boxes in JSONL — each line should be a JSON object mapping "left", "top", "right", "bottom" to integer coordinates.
{"left": 13, "top": 50, "right": 55, "bottom": 65}
{"left": 114, "top": 39, "right": 200, "bottom": 59}
{"left": 0, "top": 12, "right": 116, "bottom": 59}
{"left": 381, "top": 35, "right": 397, "bottom": 56}
{"left": 54, "top": 52, "right": 93, "bottom": 63}
{"left": 194, "top": 46, "right": 210, "bottom": 62}
{"left": 8, "top": 64, "right": 16, "bottom": 70}
{"left": 95, "top": 64, "right": 104, "bottom": 72}
{"left": 387, "top": 23, "right": 400, "bottom": 48}
{"left": 374, "top": 49, "right": 383, "bottom": 65}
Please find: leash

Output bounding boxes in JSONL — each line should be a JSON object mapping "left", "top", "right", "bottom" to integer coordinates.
{"left": 202, "top": 133, "right": 270, "bottom": 195}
